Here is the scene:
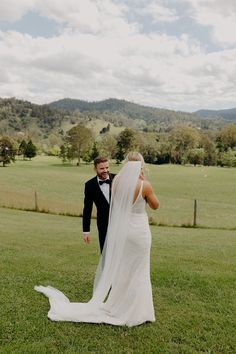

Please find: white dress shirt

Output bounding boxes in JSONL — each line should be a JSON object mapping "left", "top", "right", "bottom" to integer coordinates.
{"left": 97, "top": 177, "right": 110, "bottom": 203}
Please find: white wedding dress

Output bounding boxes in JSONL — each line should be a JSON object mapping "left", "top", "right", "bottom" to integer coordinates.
{"left": 35, "top": 161, "right": 155, "bottom": 327}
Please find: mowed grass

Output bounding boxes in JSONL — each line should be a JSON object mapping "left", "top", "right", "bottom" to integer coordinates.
{"left": 0, "top": 156, "right": 236, "bottom": 228}
{"left": 0, "top": 207, "right": 235, "bottom": 353}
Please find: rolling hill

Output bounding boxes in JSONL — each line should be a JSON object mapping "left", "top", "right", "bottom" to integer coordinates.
{"left": 49, "top": 98, "right": 201, "bottom": 123}
{"left": 196, "top": 107, "right": 236, "bottom": 121}
{"left": 0, "top": 97, "right": 233, "bottom": 137}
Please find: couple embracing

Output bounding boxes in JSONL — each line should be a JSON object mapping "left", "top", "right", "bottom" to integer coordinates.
{"left": 35, "top": 152, "right": 160, "bottom": 327}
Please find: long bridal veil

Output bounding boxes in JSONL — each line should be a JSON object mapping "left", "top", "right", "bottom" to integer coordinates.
{"left": 92, "top": 161, "right": 142, "bottom": 304}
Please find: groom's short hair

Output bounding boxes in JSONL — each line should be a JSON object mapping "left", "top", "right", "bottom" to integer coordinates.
{"left": 94, "top": 156, "right": 108, "bottom": 167}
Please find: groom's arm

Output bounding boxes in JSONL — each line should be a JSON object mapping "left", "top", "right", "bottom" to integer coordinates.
{"left": 82, "top": 182, "right": 93, "bottom": 243}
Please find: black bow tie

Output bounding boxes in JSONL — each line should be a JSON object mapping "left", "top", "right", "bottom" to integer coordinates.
{"left": 99, "top": 179, "right": 111, "bottom": 185}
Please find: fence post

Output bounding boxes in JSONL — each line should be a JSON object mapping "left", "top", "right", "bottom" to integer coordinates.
{"left": 35, "top": 190, "right": 39, "bottom": 211}
{"left": 193, "top": 199, "right": 197, "bottom": 227}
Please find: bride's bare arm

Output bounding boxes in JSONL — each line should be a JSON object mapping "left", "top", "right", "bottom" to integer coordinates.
{"left": 143, "top": 180, "right": 160, "bottom": 210}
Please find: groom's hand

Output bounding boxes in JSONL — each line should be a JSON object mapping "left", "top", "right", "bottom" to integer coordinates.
{"left": 83, "top": 233, "right": 91, "bottom": 244}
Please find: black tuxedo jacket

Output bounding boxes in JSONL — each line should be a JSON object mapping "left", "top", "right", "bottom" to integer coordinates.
{"left": 82, "top": 173, "right": 116, "bottom": 252}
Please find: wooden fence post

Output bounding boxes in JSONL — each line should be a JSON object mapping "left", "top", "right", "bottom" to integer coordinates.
{"left": 35, "top": 190, "right": 39, "bottom": 211}
{"left": 193, "top": 199, "right": 198, "bottom": 227}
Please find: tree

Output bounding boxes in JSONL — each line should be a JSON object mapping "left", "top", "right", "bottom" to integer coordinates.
{"left": 216, "top": 124, "right": 236, "bottom": 151}
{"left": 141, "top": 144, "right": 158, "bottom": 164}
{"left": 199, "top": 134, "right": 217, "bottom": 166}
{"left": 0, "top": 136, "right": 16, "bottom": 167}
{"left": 156, "top": 141, "right": 171, "bottom": 164}
{"left": 18, "top": 139, "right": 27, "bottom": 158}
{"left": 90, "top": 142, "right": 99, "bottom": 160}
{"left": 66, "top": 123, "right": 94, "bottom": 165}
{"left": 115, "top": 128, "right": 137, "bottom": 163}
{"left": 115, "top": 144, "right": 124, "bottom": 164}
{"left": 25, "top": 140, "right": 37, "bottom": 160}
{"left": 218, "top": 149, "right": 236, "bottom": 167}
{"left": 136, "top": 133, "right": 159, "bottom": 164}
{"left": 97, "top": 134, "right": 117, "bottom": 159}
{"left": 99, "top": 123, "right": 111, "bottom": 134}
{"left": 59, "top": 144, "right": 67, "bottom": 163}
{"left": 184, "top": 148, "right": 205, "bottom": 166}
{"left": 169, "top": 125, "right": 200, "bottom": 164}
{"left": 59, "top": 142, "right": 73, "bottom": 163}
{"left": 81, "top": 142, "right": 98, "bottom": 164}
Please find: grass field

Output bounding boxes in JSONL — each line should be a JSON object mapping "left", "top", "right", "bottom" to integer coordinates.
{"left": 0, "top": 207, "right": 235, "bottom": 353}
{"left": 61, "top": 118, "right": 124, "bottom": 138}
{"left": 0, "top": 156, "right": 235, "bottom": 229}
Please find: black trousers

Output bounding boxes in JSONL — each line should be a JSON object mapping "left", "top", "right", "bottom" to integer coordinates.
{"left": 98, "top": 226, "right": 108, "bottom": 253}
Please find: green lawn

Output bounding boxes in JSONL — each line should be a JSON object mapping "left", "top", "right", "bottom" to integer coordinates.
{"left": 0, "top": 208, "right": 235, "bottom": 353}
{"left": 0, "top": 156, "right": 236, "bottom": 228}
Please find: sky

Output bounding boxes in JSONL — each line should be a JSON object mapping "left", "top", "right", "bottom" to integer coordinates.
{"left": 0, "top": 0, "right": 236, "bottom": 112}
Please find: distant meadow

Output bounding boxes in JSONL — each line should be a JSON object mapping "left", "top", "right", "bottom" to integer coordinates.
{"left": 1, "top": 156, "right": 235, "bottom": 230}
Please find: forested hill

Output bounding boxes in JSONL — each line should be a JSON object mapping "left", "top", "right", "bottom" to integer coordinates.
{"left": 0, "top": 97, "right": 65, "bottom": 134}
{"left": 49, "top": 98, "right": 201, "bottom": 123}
{"left": 0, "top": 97, "right": 231, "bottom": 136}
{"left": 196, "top": 107, "right": 236, "bottom": 121}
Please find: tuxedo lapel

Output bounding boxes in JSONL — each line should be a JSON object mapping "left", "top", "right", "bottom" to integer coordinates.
{"left": 93, "top": 177, "right": 110, "bottom": 205}
{"left": 94, "top": 173, "right": 115, "bottom": 205}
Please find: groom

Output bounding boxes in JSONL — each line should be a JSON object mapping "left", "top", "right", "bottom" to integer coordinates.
{"left": 83, "top": 156, "right": 115, "bottom": 253}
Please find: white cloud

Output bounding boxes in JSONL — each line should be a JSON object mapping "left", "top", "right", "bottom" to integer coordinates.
{"left": 37, "top": 0, "right": 132, "bottom": 36}
{"left": 0, "top": 0, "right": 236, "bottom": 110}
{"left": 1, "top": 26, "right": 236, "bottom": 110}
{"left": 185, "top": 0, "right": 236, "bottom": 46}
{"left": 0, "top": 0, "right": 37, "bottom": 22}
{"left": 142, "top": 2, "right": 179, "bottom": 23}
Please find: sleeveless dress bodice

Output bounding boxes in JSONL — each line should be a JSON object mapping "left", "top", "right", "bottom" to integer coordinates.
{"left": 132, "top": 181, "right": 146, "bottom": 214}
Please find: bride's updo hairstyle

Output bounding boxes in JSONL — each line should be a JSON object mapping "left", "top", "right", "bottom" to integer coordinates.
{"left": 124, "top": 151, "right": 148, "bottom": 177}
{"left": 125, "top": 151, "right": 145, "bottom": 170}
{"left": 124, "top": 151, "right": 145, "bottom": 167}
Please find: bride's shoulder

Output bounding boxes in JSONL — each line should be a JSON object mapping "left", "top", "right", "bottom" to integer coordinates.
{"left": 142, "top": 179, "right": 151, "bottom": 187}
{"left": 142, "top": 180, "right": 153, "bottom": 193}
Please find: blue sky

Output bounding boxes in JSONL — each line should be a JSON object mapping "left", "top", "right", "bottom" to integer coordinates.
{"left": 0, "top": 11, "right": 59, "bottom": 38}
{"left": 0, "top": 0, "right": 236, "bottom": 111}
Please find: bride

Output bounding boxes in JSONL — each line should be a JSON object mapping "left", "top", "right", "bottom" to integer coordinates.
{"left": 35, "top": 151, "right": 160, "bottom": 327}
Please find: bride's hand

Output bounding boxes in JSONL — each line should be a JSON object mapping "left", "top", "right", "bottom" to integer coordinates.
{"left": 140, "top": 171, "right": 146, "bottom": 180}
{"left": 140, "top": 167, "right": 147, "bottom": 180}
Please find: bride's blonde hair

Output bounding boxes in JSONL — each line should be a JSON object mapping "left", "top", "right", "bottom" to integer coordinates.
{"left": 124, "top": 151, "right": 145, "bottom": 168}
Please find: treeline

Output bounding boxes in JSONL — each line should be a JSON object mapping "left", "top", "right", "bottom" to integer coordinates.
{"left": 1, "top": 97, "right": 236, "bottom": 168}
{"left": 1, "top": 122, "right": 236, "bottom": 167}
{"left": 58, "top": 123, "right": 236, "bottom": 167}
{"left": 0, "top": 137, "right": 37, "bottom": 166}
